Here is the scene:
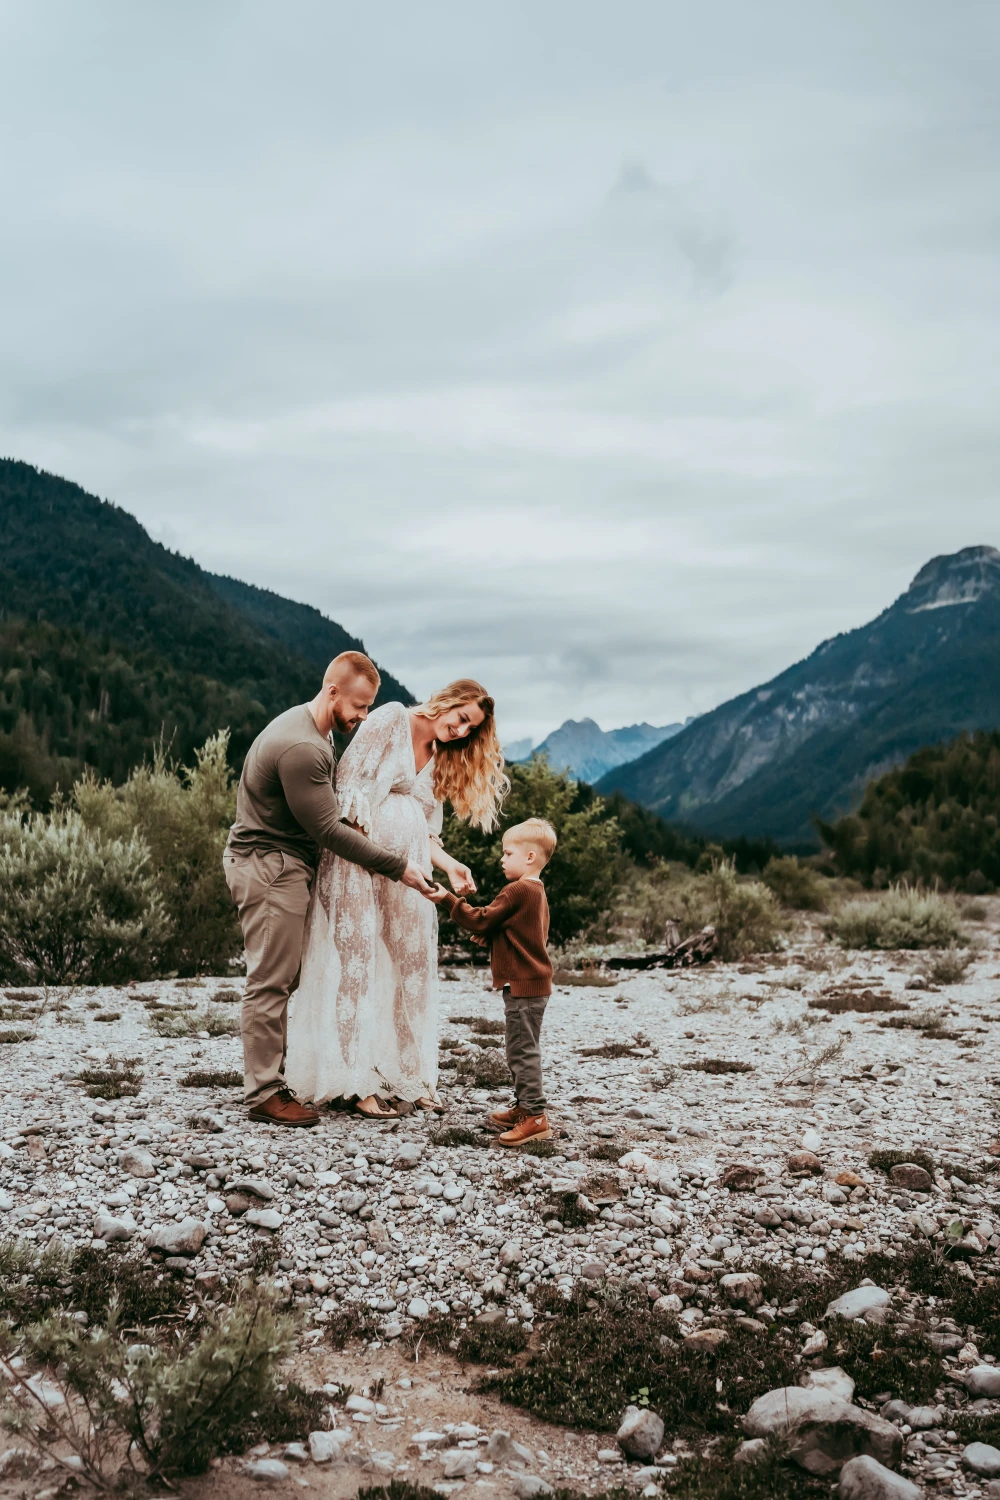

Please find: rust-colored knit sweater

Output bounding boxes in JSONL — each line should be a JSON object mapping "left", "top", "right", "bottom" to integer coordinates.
{"left": 440, "top": 878, "right": 551, "bottom": 998}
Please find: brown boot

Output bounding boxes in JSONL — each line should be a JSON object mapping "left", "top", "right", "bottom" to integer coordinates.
{"left": 489, "top": 1104, "right": 530, "bottom": 1129}
{"left": 248, "top": 1088, "right": 319, "bottom": 1128}
{"left": 498, "top": 1112, "right": 552, "bottom": 1146}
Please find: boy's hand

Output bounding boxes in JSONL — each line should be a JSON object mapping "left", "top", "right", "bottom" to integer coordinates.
{"left": 427, "top": 882, "right": 452, "bottom": 904}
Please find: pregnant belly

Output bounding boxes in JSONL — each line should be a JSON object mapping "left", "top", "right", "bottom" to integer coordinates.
{"left": 370, "top": 794, "right": 429, "bottom": 858}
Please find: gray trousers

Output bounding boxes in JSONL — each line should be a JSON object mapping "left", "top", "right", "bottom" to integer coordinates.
{"left": 223, "top": 848, "right": 314, "bottom": 1105}
{"left": 503, "top": 987, "right": 549, "bottom": 1113}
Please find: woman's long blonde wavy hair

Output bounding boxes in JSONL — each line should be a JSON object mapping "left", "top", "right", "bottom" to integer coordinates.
{"left": 419, "top": 679, "right": 509, "bottom": 832}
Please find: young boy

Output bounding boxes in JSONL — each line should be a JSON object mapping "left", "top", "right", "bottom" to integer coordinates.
{"left": 429, "top": 817, "right": 556, "bottom": 1145}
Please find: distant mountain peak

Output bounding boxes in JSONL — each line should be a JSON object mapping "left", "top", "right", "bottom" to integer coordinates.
{"left": 904, "top": 545, "right": 1000, "bottom": 614}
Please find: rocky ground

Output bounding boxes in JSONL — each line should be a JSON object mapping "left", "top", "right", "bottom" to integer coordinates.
{"left": 2, "top": 901, "right": 1000, "bottom": 1498}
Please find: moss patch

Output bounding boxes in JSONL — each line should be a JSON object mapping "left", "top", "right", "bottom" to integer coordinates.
{"left": 681, "top": 1059, "right": 754, "bottom": 1075}
{"left": 868, "top": 1147, "right": 936, "bottom": 1178}
{"left": 77, "top": 1054, "right": 144, "bottom": 1098}
{"left": 180, "top": 1069, "right": 244, "bottom": 1088}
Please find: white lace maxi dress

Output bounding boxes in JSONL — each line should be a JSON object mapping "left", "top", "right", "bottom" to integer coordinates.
{"left": 286, "top": 702, "right": 442, "bottom": 1106}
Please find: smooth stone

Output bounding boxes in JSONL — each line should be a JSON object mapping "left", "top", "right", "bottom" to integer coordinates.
{"left": 742, "top": 1388, "right": 901, "bottom": 1476}
{"left": 838, "top": 1455, "right": 922, "bottom": 1499}
{"left": 617, "top": 1405, "right": 665, "bottom": 1460}
{"left": 801, "top": 1130, "right": 823, "bottom": 1153}
{"left": 308, "top": 1430, "right": 354, "bottom": 1463}
{"left": 283, "top": 1443, "right": 309, "bottom": 1463}
{"left": 149, "top": 1217, "right": 207, "bottom": 1256}
{"left": 685, "top": 1328, "right": 728, "bottom": 1352}
{"left": 486, "top": 1431, "right": 534, "bottom": 1468}
{"left": 720, "top": 1271, "right": 763, "bottom": 1310}
{"left": 965, "top": 1366, "right": 1000, "bottom": 1398}
{"left": 246, "top": 1208, "right": 283, "bottom": 1231}
{"left": 120, "top": 1147, "right": 157, "bottom": 1179}
{"left": 93, "top": 1210, "right": 136, "bottom": 1242}
{"left": 245, "top": 1458, "right": 289, "bottom": 1481}
{"left": 733, "top": 1439, "right": 768, "bottom": 1465}
{"left": 509, "top": 1477, "right": 553, "bottom": 1500}
{"left": 394, "top": 1142, "right": 423, "bottom": 1169}
{"left": 581, "top": 1260, "right": 607, "bottom": 1280}
{"left": 787, "top": 1151, "right": 823, "bottom": 1176}
{"left": 802, "top": 1367, "right": 855, "bottom": 1402}
{"left": 441, "top": 1450, "right": 478, "bottom": 1478}
{"left": 407, "top": 1298, "right": 430, "bottom": 1320}
{"left": 889, "top": 1164, "right": 933, "bottom": 1193}
{"left": 825, "top": 1286, "right": 891, "bottom": 1323}
{"left": 499, "top": 1240, "right": 523, "bottom": 1267}
{"left": 226, "top": 1177, "right": 274, "bottom": 1201}
{"left": 964, "top": 1443, "right": 1000, "bottom": 1478}
{"left": 345, "top": 1395, "right": 376, "bottom": 1414}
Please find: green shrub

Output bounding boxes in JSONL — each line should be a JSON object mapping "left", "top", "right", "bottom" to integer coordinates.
{"left": 762, "top": 856, "right": 829, "bottom": 911}
{"left": 829, "top": 885, "right": 965, "bottom": 950}
{"left": 0, "top": 805, "right": 171, "bottom": 984}
{"left": 439, "top": 757, "right": 626, "bottom": 946}
{"left": 926, "top": 946, "right": 974, "bottom": 984}
{"left": 77, "top": 1055, "right": 144, "bottom": 1099}
{"left": 455, "top": 1049, "right": 512, "bottom": 1089}
{"left": 73, "top": 732, "right": 239, "bottom": 977}
{"left": 180, "top": 1069, "right": 243, "bottom": 1089}
{"left": 1, "top": 1285, "right": 295, "bottom": 1485}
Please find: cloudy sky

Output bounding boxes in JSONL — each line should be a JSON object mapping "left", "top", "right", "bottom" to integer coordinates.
{"left": 2, "top": 2, "right": 998, "bottom": 742}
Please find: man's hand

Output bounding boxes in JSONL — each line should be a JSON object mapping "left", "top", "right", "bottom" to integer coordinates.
{"left": 400, "top": 861, "right": 435, "bottom": 896}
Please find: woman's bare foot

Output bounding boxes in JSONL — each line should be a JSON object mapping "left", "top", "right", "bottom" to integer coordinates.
{"left": 353, "top": 1094, "right": 399, "bottom": 1118}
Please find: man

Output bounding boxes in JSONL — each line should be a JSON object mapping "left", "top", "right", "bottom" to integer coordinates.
{"left": 224, "top": 651, "right": 433, "bottom": 1127}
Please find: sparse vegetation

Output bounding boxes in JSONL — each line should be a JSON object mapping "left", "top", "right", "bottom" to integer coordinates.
{"left": 449, "top": 1015, "right": 505, "bottom": 1034}
{"left": 179, "top": 1068, "right": 243, "bottom": 1089}
{"left": 762, "top": 856, "right": 829, "bottom": 911}
{"left": 828, "top": 884, "right": 966, "bottom": 950}
{"left": 808, "top": 987, "right": 908, "bottom": 1014}
{"left": 77, "top": 1055, "right": 144, "bottom": 1099}
{"left": 868, "top": 1147, "right": 936, "bottom": 1177}
{"left": 681, "top": 1058, "right": 754, "bottom": 1075}
{"left": 429, "top": 1126, "right": 482, "bottom": 1148}
{"left": 925, "top": 946, "right": 974, "bottom": 985}
{"left": 454, "top": 1049, "right": 512, "bottom": 1089}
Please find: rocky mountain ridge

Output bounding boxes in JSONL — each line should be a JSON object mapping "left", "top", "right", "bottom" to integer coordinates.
{"left": 598, "top": 546, "right": 1000, "bottom": 845}
{"left": 512, "top": 716, "right": 684, "bottom": 784}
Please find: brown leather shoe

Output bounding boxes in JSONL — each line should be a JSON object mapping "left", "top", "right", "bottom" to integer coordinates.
{"left": 248, "top": 1088, "right": 319, "bottom": 1128}
{"left": 489, "top": 1104, "right": 530, "bottom": 1129}
{"left": 498, "top": 1112, "right": 552, "bottom": 1146}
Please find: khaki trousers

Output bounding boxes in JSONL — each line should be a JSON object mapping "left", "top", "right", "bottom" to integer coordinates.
{"left": 223, "top": 848, "right": 313, "bottom": 1105}
{"left": 503, "top": 987, "right": 549, "bottom": 1113}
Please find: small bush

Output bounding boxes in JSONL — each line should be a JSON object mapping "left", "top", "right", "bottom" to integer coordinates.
{"left": 0, "top": 805, "right": 171, "bottom": 985}
{"left": 0, "top": 1027, "right": 33, "bottom": 1043}
{"left": 449, "top": 1015, "right": 505, "bottom": 1034}
{"left": 588, "top": 1141, "right": 627, "bottom": 1162}
{"left": 93, "top": 1010, "right": 121, "bottom": 1022}
{"left": 479, "top": 1284, "right": 799, "bottom": 1434}
{"left": 180, "top": 1068, "right": 243, "bottom": 1089}
{"left": 518, "top": 1138, "right": 557, "bottom": 1158}
{"left": 926, "top": 947, "right": 974, "bottom": 985}
{"left": 325, "top": 1302, "right": 381, "bottom": 1349}
{"left": 212, "top": 987, "right": 242, "bottom": 1003}
{"left": 829, "top": 885, "right": 965, "bottom": 950}
{"left": 868, "top": 1147, "right": 936, "bottom": 1177}
{"left": 681, "top": 1058, "right": 753, "bottom": 1075}
{"left": 687, "top": 860, "right": 783, "bottom": 961}
{"left": 148, "top": 1007, "right": 198, "bottom": 1037}
{"left": 579, "top": 1041, "right": 637, "bottom": 1059}
{"left": 809, "top": 988, "right": 908, "bottom": 1014}
{"left": 763, "top": 856, "right": 829, "bottom": 912}
{"left": 204, "top": 1006, "right": 240, "bottom": 1037}
{"left": 0, "top": 1239, "right": 186, "bottom": 1328}
{"left": 77, "top": 1055, "right": 144, "bottom": 1099}
{"left": 455, "top": 1049, "right": 512, "bottom": 1089}
{"left": 429, "top": 1126, "right": 482, "bottom": 1148}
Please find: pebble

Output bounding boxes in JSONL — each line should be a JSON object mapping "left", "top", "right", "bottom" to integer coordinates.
{"left": 245, "top": 1458, "right": 289, "bottom": 1481}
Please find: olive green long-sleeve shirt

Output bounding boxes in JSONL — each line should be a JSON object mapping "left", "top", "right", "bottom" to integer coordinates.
{"left": 225, "top": 704, "right": 407, "bottom": 879}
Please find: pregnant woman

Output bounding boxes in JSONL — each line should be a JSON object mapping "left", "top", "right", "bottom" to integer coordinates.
{"left": 286, "top": 679, "right": 508, "bottom": 1117}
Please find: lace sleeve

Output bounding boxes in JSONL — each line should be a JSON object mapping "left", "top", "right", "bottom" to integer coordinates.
{"left": 336, "top": 704, "right": 410, "bottom": 836}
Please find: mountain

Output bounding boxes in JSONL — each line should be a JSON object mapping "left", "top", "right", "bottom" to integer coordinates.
{"left": 0, "top": 459, "right": 412, "bottom": 798}
{"left": 598, "top": 546, "right": 1000, "bottom": 846}
{"left": 526, "top": 717, "right": 684, "bottom": 784}
{"left": 502, "top": 737, "right": 534, "bottom": 763}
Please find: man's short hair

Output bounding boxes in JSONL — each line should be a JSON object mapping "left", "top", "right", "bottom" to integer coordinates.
{"left": 505, "top": 817, "right": 558, "bottom": 866}
{"left": 329, "top": 651, "right": 380, "bottom": 691}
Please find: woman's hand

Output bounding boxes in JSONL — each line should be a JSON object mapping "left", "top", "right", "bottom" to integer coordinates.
{"left": 448, "top": 862, "right": 477, "bottom": 896}
{"left": 431, "top": 846, "right": 477, "bottom": 896}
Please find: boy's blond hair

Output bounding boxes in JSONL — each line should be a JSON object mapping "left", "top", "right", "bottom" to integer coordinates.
{"left": 504, "top": 817, "right": 557, "bottom": 867}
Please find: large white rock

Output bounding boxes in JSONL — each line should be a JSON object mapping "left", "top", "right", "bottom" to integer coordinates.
{"left": 824, "top": 1286, "right": 891, "bottom": 1323}
{"left": 245, "top": 1458, "right": 289, "bottom": 1481}
{"left": 93, "top": 1210, "right": 137, "bottom": 1242}
{"left": 802, "top": 1368, "right": 856, "bottom": 1403}
{"left": 720, "top": 1272, "right": 763, "bottom": 1310}
{"left": 963, "top": 1442, "right": 1000, "bottom": 1478}
{"left": 510, "top": 1477, "right": 553, "bottom": 1500}
{"left": 742, "top": 1387, "right": 901, "bottom": 1475}
{"left": 441, "top": 1450, "right": 478, "bottom": 1478}
{"left": 308, "top": 1430, "right": 353, "bottom": 1463}
{"left": 965, "top": 1365, "right": 1000, "bottom": 1398}
{"left": 838, "top": 1455, "right": 922, "bottom": 1499}
{"left": 487, "top": 1431, "right": 535, "bottom": 1468}
{"left": 149, "top": 1217, "right": 207, "bottom": 1256}
{"left": 617, "top": 1406, "right": 664, "bottom": 1460}
{"left": 650, "top": 1203, "right": 679, "bottom": 1231}
{"left": 120, "top": 1147, "right": 157, "bottom": 1179}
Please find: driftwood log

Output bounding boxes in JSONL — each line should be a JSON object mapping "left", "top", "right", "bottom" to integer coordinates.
{"left": 604, "top": 924, "right": 718, "bottom": 971}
